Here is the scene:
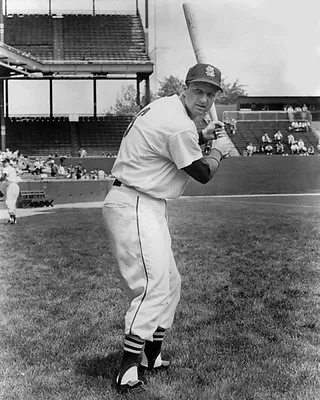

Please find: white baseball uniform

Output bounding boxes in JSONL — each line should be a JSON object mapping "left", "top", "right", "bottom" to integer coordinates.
{"left": 2, "top": 164, "right": 21, "bottom": 215}
{"left": 102, "top": 94, "right": 203, "bottom": 341}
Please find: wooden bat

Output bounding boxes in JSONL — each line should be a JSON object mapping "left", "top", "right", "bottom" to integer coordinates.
{"left": 183, "top": 2, "right": 237, "bottom": 157}
{"left": 182, "top": 1, "right": 218, "bottom": 123}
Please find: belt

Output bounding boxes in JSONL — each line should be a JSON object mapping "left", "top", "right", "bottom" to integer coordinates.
{"left": 113, "top": 179, "right": 122, "bottom": 187}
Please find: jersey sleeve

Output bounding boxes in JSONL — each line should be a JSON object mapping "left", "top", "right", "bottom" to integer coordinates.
{"left": 168, "top": 130, "right": 203, "bottom": 169}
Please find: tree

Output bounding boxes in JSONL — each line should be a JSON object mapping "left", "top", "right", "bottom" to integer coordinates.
{"left": 156, "top": 75, "right": 247, "bottom": 104}
{"left": 106, "top": 75, "right": 247, "bottom": 115}
{"left": 156, "top": 75, "right": 184, "bottom": 97}
{"left": 215, "top": 78, "right": 247, "bottom": 105}
{"left": 106, "top": 84, "right": 142, "bottom": 116}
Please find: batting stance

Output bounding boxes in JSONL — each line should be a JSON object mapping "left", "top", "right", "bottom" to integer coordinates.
{"left": 102, "top": 63, "right": 232, "bottom": 392}
{"left": 1, "top": 158, "right": 21, "bottom": 224}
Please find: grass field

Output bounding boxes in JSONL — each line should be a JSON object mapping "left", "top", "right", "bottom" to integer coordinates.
{"left": 1, "top": 195, "right": 320, "bottom": 400}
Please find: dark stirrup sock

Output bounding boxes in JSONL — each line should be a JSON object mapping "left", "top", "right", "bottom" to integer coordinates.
{"left": 143, "top": 327, "right": 166, "bottom": 368}
{"left": 117, "top": 334, "right": 145, "bottom": 386}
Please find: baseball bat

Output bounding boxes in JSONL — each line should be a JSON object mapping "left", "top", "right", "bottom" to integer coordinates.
{"left": 182, "top": 2, "right": 218, "bottom": 122}
{"left": 182, "top": 2, "right": 218, "bottom": 154}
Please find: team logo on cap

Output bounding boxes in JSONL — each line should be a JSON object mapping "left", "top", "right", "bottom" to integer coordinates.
{"left": 206, "top": 65, "right": 215, "bottom": 78}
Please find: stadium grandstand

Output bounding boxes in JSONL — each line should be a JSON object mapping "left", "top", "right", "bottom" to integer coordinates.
{"left": 0, "top": 0, "right": 153, "bottom": 157}
{"left": 0, "top": 0, "right": 319, "bottom": 160}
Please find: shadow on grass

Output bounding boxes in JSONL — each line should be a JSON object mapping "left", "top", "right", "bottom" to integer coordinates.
{"left": 75, "top": 351, "right": 121, "bottom": 381}
{"left": 74, "top": 352, "right": 165, "bottom": 399}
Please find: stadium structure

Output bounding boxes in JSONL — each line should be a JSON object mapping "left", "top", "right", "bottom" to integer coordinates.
{"left": 0, "top": 0, "right": 153, "bottom": 156}
{"left": 1, "top": 0, "right": 320, "bottom": 206}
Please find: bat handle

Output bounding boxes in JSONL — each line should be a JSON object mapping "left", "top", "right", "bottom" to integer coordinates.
{"left": 204, "top": 140, "right": 212, "bottom": 155}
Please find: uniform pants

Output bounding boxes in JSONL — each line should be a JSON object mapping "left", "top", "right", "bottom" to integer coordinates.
{"left": 5, "top": 182, "right": 19, "bottom": 214}
{"left": 102, "top": 185, "right": 181, "bottom": 341}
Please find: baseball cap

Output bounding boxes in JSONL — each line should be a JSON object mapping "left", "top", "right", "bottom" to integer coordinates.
{"left": 185, "top": 63, "right": 222, "bottom": 91}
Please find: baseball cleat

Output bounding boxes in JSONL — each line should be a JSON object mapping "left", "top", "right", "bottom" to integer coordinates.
{"left": 139, "top": 357, "right": 170, "bottom": 372}
{"left": 115, "top": 378, "right": 145, "bottom": 394}
{"left": 115, "top": 362, "right": 145, "bottom": 394}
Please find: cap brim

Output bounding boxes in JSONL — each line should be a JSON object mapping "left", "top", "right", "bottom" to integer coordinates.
{"left": 186, "top": 78, "right": 223, "bottom": 92}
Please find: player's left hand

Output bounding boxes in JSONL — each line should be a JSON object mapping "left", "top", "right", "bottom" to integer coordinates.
{"left": 202, "top": 121, "right": 226, "bottom": 141}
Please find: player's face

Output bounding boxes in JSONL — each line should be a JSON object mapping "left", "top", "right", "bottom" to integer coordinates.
{"left": 183, "top": 82, "right": 219, "bottom": 119}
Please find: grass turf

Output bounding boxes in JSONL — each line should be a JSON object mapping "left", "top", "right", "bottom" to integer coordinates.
{"left": 0, "top": 195, "right": 320, "bottom": 399}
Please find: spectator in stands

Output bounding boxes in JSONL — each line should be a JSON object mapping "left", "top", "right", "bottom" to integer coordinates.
{"left": 287, "top": 133, "right": 295, "bottom": 146}
{"left": 75, "top": 163, "right": 83, "bottom": 180}
{"left": 98, "top": 168, "right": 105, "bottom": 180}
{"left": 297, "top": 138, "right": 307, "bottom": 155}
{"left": 33, "top": 159, "right": 42, "bottom": 175}
{"left": 264, "top": 143, "right": 273, "bottom": 155}
{"left": 79, "top": 148, "right": 87, "bottom": 158}
{"left": 246, "top": 142, "right": 254, "bottom": 156}
{"left": 294, "top": 106, "right": 302, "bottom": 120}
{"left": 50, "top": 160, "right": 59, "bottom": 177}
{"left": 262, "top": 133, "right": 272, "bottom": 144}
{"left": 58, "top": 163, "right": 66, "bottom": 176}
{"left": 307, "top": 145, "right": 315, "bottom": 155}
{"left": 230, "top": 118, "right": 237, "bottom": 134}
{"left": 302, "top": 104, "right": 308, "bottom": 120}
{"left": 287, "top": 105, "right": 294, "bottom": 122}
{"left": 290, "top": 141, "right": 299, "bottom": 154}
{"left": 275, "top": 141, "right": 285, "bottom": 155}
{"left": 273, "top": 130, "right": 283, "bottom": 142}
{"left": 4, "top": 148, "right": 13, "bottom": 158}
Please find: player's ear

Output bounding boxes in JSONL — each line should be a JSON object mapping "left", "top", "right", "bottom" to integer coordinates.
{"left": 180, "top": 83, "right": 188, "bottom": 96}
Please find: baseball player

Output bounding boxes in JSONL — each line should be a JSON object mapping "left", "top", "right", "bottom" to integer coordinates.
{"left": 1, "top": 158, "right": 21, "bottom": 224}
{"left": 102, "top": 63, "right": 232, "bottom": 393}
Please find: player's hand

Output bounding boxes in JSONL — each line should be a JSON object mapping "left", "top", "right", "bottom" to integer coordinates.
{"left": 211, "top": 135, "right": 232, "bottom": 158}
{"left": 202, "top": 121, "right": 226, "bottom": 141}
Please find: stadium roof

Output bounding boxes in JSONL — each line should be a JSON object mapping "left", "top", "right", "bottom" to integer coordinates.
{"left": 1, "top": 13, "right": 153, "bottom": 78}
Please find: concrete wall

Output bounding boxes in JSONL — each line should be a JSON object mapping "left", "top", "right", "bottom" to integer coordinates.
{"left": 19, "top": 155, "right": 320, "bottom": 205}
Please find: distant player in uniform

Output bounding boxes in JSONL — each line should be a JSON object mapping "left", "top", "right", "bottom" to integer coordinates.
{"left": 0, "top": 157, "right": 21, "bottom": 224}
{"left": 102, "top": 63, "right": 232, "bottom": 392}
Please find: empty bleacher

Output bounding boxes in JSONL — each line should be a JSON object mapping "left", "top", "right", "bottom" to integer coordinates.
{"left": 4, "top": 13, "right": 148, "bottom": 62}
{"left": 62, "top": 14, "right": 148, "bottom": 61}
{"left": 5, "top": 115, "right": 134, "bottom": 157}
{"left": 4, "top": 14, "right": 54, "bottom": 60}
{"left": 78, "top": 115, "right": 132, "bottom": 155}
{"left": 6, "top": 118, "right": 72, "bottom": 156}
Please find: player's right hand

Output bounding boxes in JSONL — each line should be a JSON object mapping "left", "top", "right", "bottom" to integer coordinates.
{"left": 210, "top": 135, "right": 232, "bottom": 158}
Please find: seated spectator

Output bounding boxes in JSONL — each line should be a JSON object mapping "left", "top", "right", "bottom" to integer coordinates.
{"left": 275, "top": 141, "right": 285, "bottom": 155}
{"left": 33, "top": 159, "right": 42, "bottom": 175}
{"left": 75, "top": 163, "right": 83, "bottom": 180}
{"left": 290, "top": 141, "right": 299, "bottom": 154}
{"left": 297, "top": 138, "right": 307, "bottom": 155}
{"left": 287, "top": 133, "right": 295, "bottom": 146}
{"left": 264, "top": 143, "right": 273, "bottom": 155}
{"left": 307, "top": 145, "right": 315, "bottom": 155}
{"left": 246, "top": 143, "right": 254, "bottom": 156}
{"left": 98, "top": 169, "right": 105, "bottom": 180}
{"left": 4, "top": 148, "right": 13, "bottom": 158}
{"left": 273, "top": 130, "right": 283, "bottom": 142}
{"left": 294, "top": 106, "right": 302, "bottom": 120}
{"left": 58, "top": 164, "right": 66, "bottom": 175}
{"left": 50, "top": 160, "right": 59, "bottom": 177}
{"left": 262, "top": 133, "right": 272, "bottom": 144}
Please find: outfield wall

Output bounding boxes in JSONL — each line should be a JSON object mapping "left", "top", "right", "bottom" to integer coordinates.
{"left": 19, "top": 155, "right": 320, "bottom": 205}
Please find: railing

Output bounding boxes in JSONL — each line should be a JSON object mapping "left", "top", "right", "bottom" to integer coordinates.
{"left": 223, "top": 110, "right": 320, "bottom": 122}
{"left": 6, "top": 9, "right": 136, "bottom": 16}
